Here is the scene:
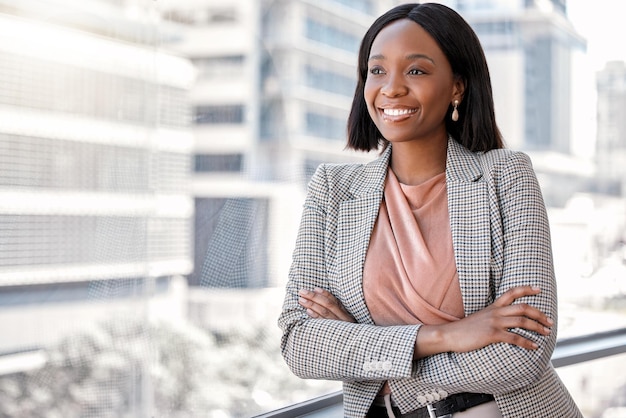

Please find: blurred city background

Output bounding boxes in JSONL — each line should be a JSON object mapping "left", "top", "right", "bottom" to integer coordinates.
{"left": 0, "top": 0, "right": 625, "bottom": 417}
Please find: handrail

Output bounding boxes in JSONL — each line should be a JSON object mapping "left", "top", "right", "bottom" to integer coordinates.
{"left": 551, "top": 327, "right": 626, "bottom": 367}
{"left": 256, "top": 391, "right": 343, "bottom": 418}
{"left": 256, "top": 327, "right": 626, "bottom": 418}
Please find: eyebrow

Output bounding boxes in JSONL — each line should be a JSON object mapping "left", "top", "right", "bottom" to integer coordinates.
{"left": 368, "top": 53, "right": 435, "bottom": 64}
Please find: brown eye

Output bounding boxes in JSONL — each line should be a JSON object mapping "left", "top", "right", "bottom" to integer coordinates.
{"left": 408, "top": 68, "right": 425, "bottom": 75}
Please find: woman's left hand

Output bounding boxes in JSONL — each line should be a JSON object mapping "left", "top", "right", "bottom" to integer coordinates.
{"left": 298, "top": 288, "right": 356, "bottom": 322}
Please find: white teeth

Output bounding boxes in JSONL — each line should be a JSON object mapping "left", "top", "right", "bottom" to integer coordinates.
{"left": 383, "top": 108, "right": 416, "bottom": 116}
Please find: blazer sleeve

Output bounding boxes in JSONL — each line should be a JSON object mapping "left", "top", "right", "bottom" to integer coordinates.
{"left": 407, "top": 151, "right": 557, "bottom": 395}
{"left": 278, "top": 163, "right": 421, "bottom": 382}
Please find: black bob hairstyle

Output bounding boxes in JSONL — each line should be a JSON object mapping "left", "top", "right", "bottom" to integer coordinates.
{"left": 347, "top": 3, "right": 504, "bottom": 152}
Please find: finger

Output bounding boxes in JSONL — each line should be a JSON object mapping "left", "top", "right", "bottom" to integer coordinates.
{"left": 298, "top": 289, "right": 352, "bottom": 321}
{"left": 303, "top": 288, "right": 342, "bottom": 311}
{"left": 493, "top": 286, "right": 541, "bottom": 307}
{"left": 305, "top": 303, "right": 340, "bottom": 320}
{"left": 501, "top": 330, "right": 539, "bottom": 350}
{"left": 298, "top": 288, "right": 356, "bottom": 322}
{"left": 499, "top": 315, "right": 552, "bottom": 336}
{"left": 298, "top": 288, "right": 336, "bottom": 310}
{"left": 298, "top": 294, "right": 337, "bottom": 319}
{"left": 310, "top": 288, "right": 357, "bottom": 322}
{"left": 498, "top": 303, "right": 554, "bottom": 329}
{"left": 306, "top": 308, "right": 319, "bottom": 318}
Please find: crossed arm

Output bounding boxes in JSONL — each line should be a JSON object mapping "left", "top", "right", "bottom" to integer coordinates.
{"left": 298, "top": 285, "right": 553, "bottom": 358}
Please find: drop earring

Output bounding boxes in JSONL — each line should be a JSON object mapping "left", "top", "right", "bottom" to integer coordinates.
{"left": 451, "top": 100, "right": 459, "bottom": 122}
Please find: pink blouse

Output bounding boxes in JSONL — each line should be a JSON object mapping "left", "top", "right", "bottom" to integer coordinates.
{"left": 363, "top": 168, "right": 464, "bottom": 327}
{"left": 364, "top": 169, "right": 502, "bottom": 416}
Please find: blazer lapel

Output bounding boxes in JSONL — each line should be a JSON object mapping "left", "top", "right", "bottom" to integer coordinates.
{"left": 335, "top": 148, "right": 390, "bottom": 325}
{"left": 445, "top": 138, "right": 492, "bottom": 316}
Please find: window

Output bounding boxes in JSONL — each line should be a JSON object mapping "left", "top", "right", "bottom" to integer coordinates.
{"left": 305, "top": 65, "right": 355, "bottom": 97}
{"left": 192, "top": 55, "right": 245, "bottom": 80}
{"left": 194, "top": 104, "right": 244, "bottom": 124}
{"left": 305, "top": 18, "right": 360, "bottom": 53}
{"left": 194, "top": 153, "right": 243, "bottom": 173}
{"left": 331, "top": 0, "right": 374, "bottom": 14}
{"left": 163, "top": 7, "right": 238, "bottom": 25}
{"left": 305, "top": 111, "right": 346, "bottom": 140}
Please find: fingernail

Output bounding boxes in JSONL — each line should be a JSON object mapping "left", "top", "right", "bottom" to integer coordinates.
{"left": 544, "top": 327, "right": 551, "bottom": 334}
{"left": 298, "top": 289, "right": 310, "bottom": 296}
{"left": 298, "top": 297, "right": 306, "bottom": 304}
{"left": 532, "top": 342, "right": 538, "bottom": 349}
{"left": 314, "top": 287, "right": 323, "bottom": 293}
{"left": 532, "top": 286, "right": 540, "bottom": 291}
{"left": 547, "top": 317, "right": 554, "bottom": 325}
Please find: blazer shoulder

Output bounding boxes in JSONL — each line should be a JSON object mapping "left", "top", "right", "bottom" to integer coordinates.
{"left": 310, "top": 162, "right": 366, "bottom": 191}
{"left": 309, "top": 150, "right": 389, "bottom": 198}
{"left": 476, "top": 148, "right": 534, "bottom": 178}
{"left": 306, "top": 161, "right": 369, "bottom": 207}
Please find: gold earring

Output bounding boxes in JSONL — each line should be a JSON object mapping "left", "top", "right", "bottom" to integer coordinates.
{"left": 451, "top": 100, "right": 459, "bottom": 122}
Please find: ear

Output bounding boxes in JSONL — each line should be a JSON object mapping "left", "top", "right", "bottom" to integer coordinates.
{"left": 452, "top": 76, "right": 465, "bottom": 103}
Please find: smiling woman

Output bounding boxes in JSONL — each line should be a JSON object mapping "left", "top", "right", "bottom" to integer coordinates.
{"left": 3, "top": 0, "right": 626, "bottom": 417}
{"left": 279, "top": 3, "right": 583, "bottom": 418}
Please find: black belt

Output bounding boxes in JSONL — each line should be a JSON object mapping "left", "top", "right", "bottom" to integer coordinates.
{"left": 368, "top": 392, "right": 494, "bottom": 418}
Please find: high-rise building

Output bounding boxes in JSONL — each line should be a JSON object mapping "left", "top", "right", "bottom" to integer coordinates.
{"left": 0, "top": 0, "right": 194, "bottom": 372}
{"left": 596, "top": 61, "right": 626, "bottom": 196}
{"left": 160, "top": 0, "right": 394, "bottom": 293}
{"left": 455, "top": 0, "right": 585, "bottom": 153}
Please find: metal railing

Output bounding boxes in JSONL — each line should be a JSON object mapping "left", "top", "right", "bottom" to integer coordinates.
{"left": 257, "top": 327, "right": 626, "bottom": 418}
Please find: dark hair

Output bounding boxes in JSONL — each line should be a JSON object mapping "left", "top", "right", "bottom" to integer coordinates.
{"left": 347, "top": 3, "right": 503, "bottom": 152}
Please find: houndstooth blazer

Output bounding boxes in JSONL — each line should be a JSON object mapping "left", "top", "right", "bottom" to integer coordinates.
{"left": 279, "top": 138, "right": 583, "bottom": 418}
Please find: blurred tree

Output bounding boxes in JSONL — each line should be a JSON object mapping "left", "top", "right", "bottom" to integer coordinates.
{"left": 0, "top": 318, "right": 336, "bottom": 418}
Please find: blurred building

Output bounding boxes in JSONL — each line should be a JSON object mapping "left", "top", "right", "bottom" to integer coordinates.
{"left": 450, "top": 0, "right": 589, "bottom": 207}
{"left": 0, "top": 0, "right": 193, "bottom": 373}
{"left": 596, "top": 61, "right": 626, "bottom": 196}
{"left": 156, "top": 0, "right": 589, "bottom": 315}
{"left": 455, "top": 0, "right": 584, "bottom": 153}
{"left": 159, "top": 0, "right": 394, "bottom": 300}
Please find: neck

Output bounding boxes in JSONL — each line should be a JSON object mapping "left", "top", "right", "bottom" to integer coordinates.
{"left": 389, "top": 136, "right": 448, "bottom": 185}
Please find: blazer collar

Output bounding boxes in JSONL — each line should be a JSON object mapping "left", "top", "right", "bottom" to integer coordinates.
{"left": 348, "top": 146, "right": 391, "bottom": 197}
{"left": 445, "top": 137, "right": 484, "bottom": 183}
{"left": 348, "top": 137, "right": 483, "bottom": 196}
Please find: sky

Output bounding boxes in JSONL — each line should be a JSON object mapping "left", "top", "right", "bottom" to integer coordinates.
{"left": 567, "top": 0, "right": 626, "bottom": 70}
{"left": 561, "top": 0, "right": 625, "bottom": 157}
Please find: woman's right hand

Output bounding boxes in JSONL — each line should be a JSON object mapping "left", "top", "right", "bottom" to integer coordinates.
{"left": 414, "top": 286, "right": 553, "bottom": 358}
{"left": 298, "top": 288, "right": 356, "bottom": 323}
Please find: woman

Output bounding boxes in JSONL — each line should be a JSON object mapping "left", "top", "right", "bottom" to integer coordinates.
{"left": 278, "top": 3, "right": 583, "bottom": 418}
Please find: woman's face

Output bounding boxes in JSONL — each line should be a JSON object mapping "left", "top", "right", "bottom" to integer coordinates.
{"left": 364, "top": 19, "right": 463, "bottom": 145}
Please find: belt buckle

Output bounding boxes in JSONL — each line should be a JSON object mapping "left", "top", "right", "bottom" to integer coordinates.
{"left": 427, "top": 404, "right": 452, "bottom": 418}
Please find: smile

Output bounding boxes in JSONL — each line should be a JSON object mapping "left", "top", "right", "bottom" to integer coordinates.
{"left": 382, "top": 108, "right": 417, "bottom": 116}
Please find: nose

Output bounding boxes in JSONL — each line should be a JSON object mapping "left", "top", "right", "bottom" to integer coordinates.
{"left": 380, "top": 73, "right": 407, "bottom": 97}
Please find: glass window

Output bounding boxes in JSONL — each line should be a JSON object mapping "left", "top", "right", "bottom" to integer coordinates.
{"left": 331, "top": 0, "right": 374, "bottom": 14}
{"left": 163, "top": 7, "right": 238, "bottom": 25}
{"left": 305, "top": 65, "right": 355, "bottom": 97}
{"left": 192, "top": 55, "right": 245, "bottom": 80}
{"left": 194, "top": 104, "right": 244, "bottom": 124}
{"left": 305, "top": 17, "right": 361, "bottom": 52}
{"left": 194, "top": 153, "right": 243, "bottom": 172}
{"left": 305, "top": 111, "right": 347, "bottom": 140}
